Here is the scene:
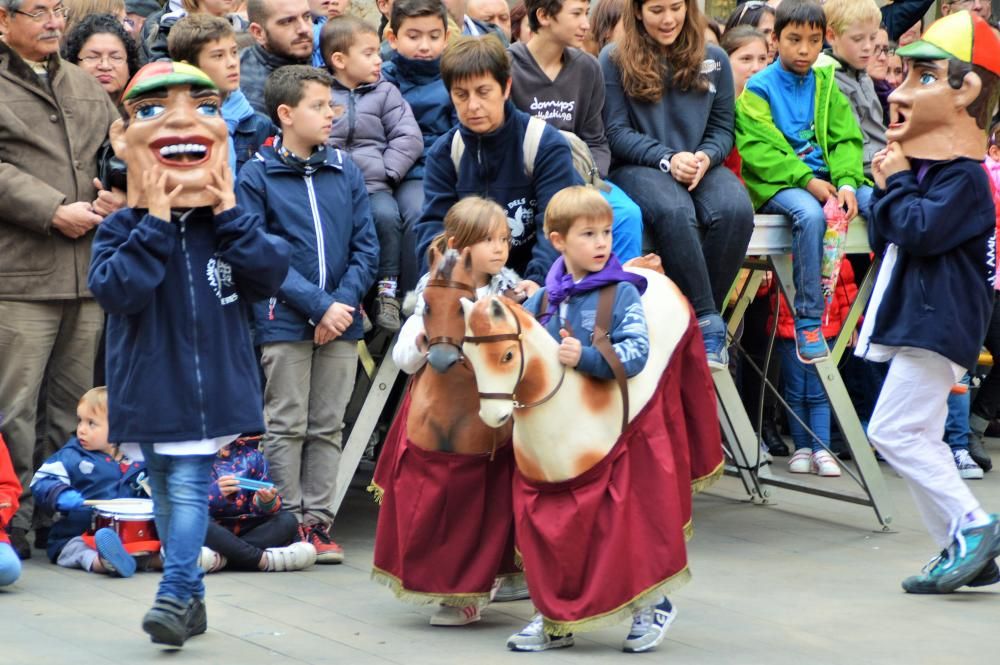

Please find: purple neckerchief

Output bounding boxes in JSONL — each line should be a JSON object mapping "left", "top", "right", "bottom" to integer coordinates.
{"left": 538, "top": 254, "right": 647, "bottom": 325}
{"left": 914, "top": 158, "right": 932, "bottom": 184}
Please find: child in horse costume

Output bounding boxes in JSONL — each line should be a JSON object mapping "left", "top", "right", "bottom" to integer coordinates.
{"left": 860, "top": 11, "right": 1000, "bottom": 593}
{"left": 462, "top": 187, "right": 724, "bottom": 653}
{"left": 371, "top": 197, "right": 530, "bottom": 625}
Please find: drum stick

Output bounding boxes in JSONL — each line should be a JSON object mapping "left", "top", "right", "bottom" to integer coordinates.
{"left": 82, "top": 498, "right": 151, "bottom": 506}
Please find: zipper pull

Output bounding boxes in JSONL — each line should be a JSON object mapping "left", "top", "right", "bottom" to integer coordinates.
{"left": 268, "top": 297, "right": 276, "bottom": 321}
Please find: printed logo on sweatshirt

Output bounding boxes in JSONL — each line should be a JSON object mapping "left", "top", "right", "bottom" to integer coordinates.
{"left": 529, "top": 98, "right": 576, "bottom": 123}
{"left": 506, "top": 198, "right": 536, "bottom": 248}
{"left": 78, "top": 460, "right": 95, "bottom": 475}
{"left": 207, "top": 256, "right": 239, "bottom": 306}
{"left": 700, "top": 59, "right": 721, "bottom": 75}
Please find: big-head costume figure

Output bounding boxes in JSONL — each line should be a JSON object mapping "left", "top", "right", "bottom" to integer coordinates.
{"left": 858, "top": 11, "right": 1000, "bottom": 596}
{"left": 87, "top": 62, "right": 289, "bottom": 647}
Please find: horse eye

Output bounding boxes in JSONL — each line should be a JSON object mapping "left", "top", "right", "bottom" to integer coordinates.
{"left": 424, "top": 304, "right": 431, "bottom": 315}
{"left": 502, "top": 350, "right": 514, "bottom": 363}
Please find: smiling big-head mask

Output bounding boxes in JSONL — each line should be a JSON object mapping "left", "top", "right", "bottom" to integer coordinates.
{"left": 110, "top": 61, "right": 229, "bottom": 209}
{"left": 887, "top": 11, "right": 1000, "bottom": 161}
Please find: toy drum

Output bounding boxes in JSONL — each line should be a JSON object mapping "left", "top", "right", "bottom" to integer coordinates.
{"left": 88, "top": 499, "right": 160, "bottom": 555}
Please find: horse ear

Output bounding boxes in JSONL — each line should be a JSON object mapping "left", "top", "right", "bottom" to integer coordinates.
{"left": 460, "top": 297, "right": 475, "bottom": 318}
{"left": 429, "top": 245, "right": 441, "bottom": 270}
{"left": 461, "top": 247, "right": 473, "bottom": 273}
{"left": 490, "top": 297, "right": 505, "bottom": 320}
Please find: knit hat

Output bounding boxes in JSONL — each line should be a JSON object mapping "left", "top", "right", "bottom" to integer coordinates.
{"left": 896, "top": 10, "right": 1000, "bottom": 75}
{"left": 125, "top": 0, "right": 161, "bottom": 17}
{"left": 121, "top": 61, "right": 218, "bottom": 103}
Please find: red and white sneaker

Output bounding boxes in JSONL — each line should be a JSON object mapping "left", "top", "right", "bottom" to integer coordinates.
{"left": 430, "top": 604, "right": 481, "bottom": 626}
{"left": 302, "top": 523, "right": 344, "bottom": 564}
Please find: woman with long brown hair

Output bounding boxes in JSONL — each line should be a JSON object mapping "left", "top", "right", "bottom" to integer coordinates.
{"left": 599, "top": 0, "right": 753, "bottom": 369}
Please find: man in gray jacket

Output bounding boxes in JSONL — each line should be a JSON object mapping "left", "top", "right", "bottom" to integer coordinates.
{"left": 0, "top": 0, "right": 121, "bottom": 559}
{"left": 240, "top": 0, "right": 314, "bottom": 114}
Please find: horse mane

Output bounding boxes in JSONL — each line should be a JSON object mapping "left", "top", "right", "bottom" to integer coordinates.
{"left": 433, "top": 248, "right": 460, "bottom": 281}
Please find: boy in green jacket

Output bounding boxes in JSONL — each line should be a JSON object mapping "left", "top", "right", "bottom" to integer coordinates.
{"left": 736, "top": 0, "right": 869, "bottom": 363}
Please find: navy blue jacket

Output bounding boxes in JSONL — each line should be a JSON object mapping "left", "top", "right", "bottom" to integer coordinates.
{"left": 30, "top": 438, "right": 146, "bottom": 561}
{"left": 381, "top": 52, "right": 456, "bottom": 182}
{"left": 236, "top": 146, "right": 379, "bottom": 343}
{"left": 233, "top": 112, "right": 274, "bottom": 175}
{"left": 89, "top": 206, "right": 290, "bottom": 443}
{"left": 417, "top": 101, "right": 582, "bottom": 283}
{"left": 866, "top": 158, "right": 995, "bottom": 370}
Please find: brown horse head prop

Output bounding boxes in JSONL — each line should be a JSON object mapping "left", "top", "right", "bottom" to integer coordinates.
{"left": 424, "top": 246, "right": 476, "bottom": 374}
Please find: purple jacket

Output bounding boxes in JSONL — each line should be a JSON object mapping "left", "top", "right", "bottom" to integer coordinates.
{"left": 329, "top": 76, "right": 423, "bottom": 192}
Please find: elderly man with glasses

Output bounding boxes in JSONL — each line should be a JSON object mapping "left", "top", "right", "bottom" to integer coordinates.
{"left": 0, "top": 0, "right": 122, "bottom": 560}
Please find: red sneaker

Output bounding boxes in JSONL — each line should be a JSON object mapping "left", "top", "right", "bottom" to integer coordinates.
{"left": 305, "top": 523, "right": 344, "bottom": 564}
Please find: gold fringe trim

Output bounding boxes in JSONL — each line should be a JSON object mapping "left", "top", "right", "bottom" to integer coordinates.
{"left": 366, "top": 481, "right": 384, "bottom": 505}
{"left": 371, "top": 566, "right": 493, "bottom": 609}
{"left": 683, "top": 519, "right": 694, "bottom": 541}
{"left": 541, "top": 566, "right": 692, "bottom": 636}
{"left": 690, "top": 460, "right": 725, "bottom": 495}
{"left": 513, "top": 548, "right": 524, "bottom": 571}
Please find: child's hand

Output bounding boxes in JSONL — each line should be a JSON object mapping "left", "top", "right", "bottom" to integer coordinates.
{"left": 315, "top": 302, "right": 355, "bottom": 345}
{"left": 806, "top": 177, "right": 837, "bottom": 203}
{"left": 206, "top": 164, "right": 236, "bottom": 216}
{"left": 881, "top": 142, "right": 910, "bottom": 181}
{"left": 144, "top": 166, "right": 183, "bottom": 221}
{"left": 871, "top": 148, "right": 889, "bottom": 190}
{"left": 838, "top": 187, "right": 858, "bottom": 221}
{"left": 217, "top": 475, "right": 240, "bottom": 497}
{"left": 55, "top": 489, "right": 85, "bottom": 511}
{"left": 558, "top": 329, "right": 581, "bottom": 368}
{"left": 255, "top": 485, "right": 278, "bottom": 504}
{"left": 514, "top": 280, "right": 540, "bottom": 300}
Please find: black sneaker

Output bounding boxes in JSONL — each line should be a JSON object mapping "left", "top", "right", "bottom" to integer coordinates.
{"left": 34, "top": 526, "right": 50, "bottom": 550}
{"left": 142, "top": 596, "right": 189, "bottom": 647}
{"left": 8, "top": 527, "right": 30, "bottom": 560}
{"left": 187, "top": 597, "right": 207, "bottom": 638}
{"left": 967, "top": 436, "right": 993, "bottom": 473}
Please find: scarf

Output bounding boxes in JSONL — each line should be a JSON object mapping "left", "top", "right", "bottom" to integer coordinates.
{"left": 274, "top": 135, "right": 328, "bottom": 175}
{"left": 222, "top": 90, "right": 255, "bottom": 174}
{"left": 538, "top": 255, "right": 646, "bottom": 324}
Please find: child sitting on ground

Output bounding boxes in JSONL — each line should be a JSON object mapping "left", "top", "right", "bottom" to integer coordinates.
{"left": 514, "top": 186, "right": 666, "bottom": 652}
{"left": 199, "top": 436, "right": 317, "bottom": 573}
{"left": 736, "top": 0, "right": 869, "bottom": 364}
{"left": 322, "top": 15, "right": 424, "bottom": 331}
{"left": 0, "top": 433, "right": 22, "bottom": 587}
{"left": 30, "top": 388, "right": 152, "bottom": 578}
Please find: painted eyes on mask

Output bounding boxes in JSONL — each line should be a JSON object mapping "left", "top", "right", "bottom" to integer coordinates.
{"left": 134, "top": 103, "right": 165, "bottom": 120}
{"left": 919, "top": 72, "right": 936, "bottom": 85}
{"left": 197, "top": 102, "right": 220, "bottom": 117}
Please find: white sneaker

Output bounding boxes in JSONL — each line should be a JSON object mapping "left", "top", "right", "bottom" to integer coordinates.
{"left": 263, "top": 542, "right": 318, "bottom": 571}
{"left": 811, "top": 450, "right": 841, "bottom": 477}
{"left": 622, "top": 598, "right": 677, "bottom": 653}
{"left": 788, "top": 448, "right": 811, "bottom": 473}
{"left": 197, "top": 546, "right": 227, "bottom": 573}
{"left": 954, "top": 448, "right": 985, "bottom": 480}
{"left": 492, "top": 575, "right": 530, "bottom": 602}
{"left": 430, "top": 604, "right": 481, "bottom": 626}
{"left": 506, "top": 615, "right": 574, "bottom": 652}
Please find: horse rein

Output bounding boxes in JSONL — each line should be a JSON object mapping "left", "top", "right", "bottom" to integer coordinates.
{"left": 423, "top": 278, "right": 476, "bottom": 350}
{"left": 464, "top": 299, "right": 567, "bottom": 410}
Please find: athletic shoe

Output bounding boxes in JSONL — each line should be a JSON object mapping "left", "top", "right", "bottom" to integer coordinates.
{"left": 794, "top": 319, "right": 829, "bottom": 364}
{"left": 811, "top": 450, "right": 842, "bottom": 477}
{"left": 954, "top": 449, "right": 985, "bottom": 480}
{"left": 936, "top": 516, "right": 1000, "bottom": 593}
{"left": 698, "top": 314, "right": 728, "bottom": 370}
{"left": 262, "top": 542, "right": 317, "bottom": 571}
{"left": 142, "top": 595, "right": 189, "bottom": 647}
{"left": 430, "top": 605, "right": 481, "bottom": 626}
{"left": 967, "top": 436, "right": 992, "bottom": 473}
{"left": 493, "top": 575, "right": 530, "bottom": 602}
{"left": 375, "top": 294, "right": 401, "bottom": 332}
{"left": 95, "top": 527, "right": 136, "bottom": 578}
{"left": 197, "top": 546, "right": 227, "bottom": 573}
{"left": 304, "top": 523, "right": 344, "bottom": 564}
{"left": 788, "top": 448, "right": 812, "bottom": 474}
{"left": 759, "top": 444, "right": 773, "bottom": 465}
{"left": 187, "top": 597, "right": 207, "bottom": 638}
{"left": 903, "top": 555, "right": 1000, "bottom": 594}
{"left": 8, "top": 527, "right": 30, "bottom": 560}
{"left": 761, "top": 420, "right": 790, "bottom": 457}
{"left": 34, "top": 526, "right": 50, "bottom": 550}
{"left": 622, "top": 597, "right": 676, "bottom": 653}
{"left": 506, "top": 615, "right": 574, "bottom": 652}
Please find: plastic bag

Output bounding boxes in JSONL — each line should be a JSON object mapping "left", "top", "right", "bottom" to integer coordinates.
{"left": 821, "top": 197, "right": 849, "bottom": 303}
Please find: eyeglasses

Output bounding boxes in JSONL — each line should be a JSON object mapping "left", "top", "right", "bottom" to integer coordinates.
{"left": 13, "top": 5, "right": 68, "bottom": 22}
{"left": 79, "top": 52, "right": 127, "bottom": 65}
{"left": 873, "top": 46, "right": 893, "bottom": 56}
{"left": 736, "top": 1, "right": 767, "bottom": 24}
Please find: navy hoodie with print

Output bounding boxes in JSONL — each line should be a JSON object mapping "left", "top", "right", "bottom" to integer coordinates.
{"left": 89, "top": 206, "right": 290, "bottom": 444}
{"left": 416, "top": 101, "right": 583, "bottom": 283}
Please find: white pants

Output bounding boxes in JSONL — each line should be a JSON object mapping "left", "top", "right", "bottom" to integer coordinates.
{"left": 867, "top": 348, "right": 983, "bottom": 548}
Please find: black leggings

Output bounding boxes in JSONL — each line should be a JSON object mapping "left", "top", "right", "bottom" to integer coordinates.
{"left": 203, "top": 511, "right": 299, "bottom": 571}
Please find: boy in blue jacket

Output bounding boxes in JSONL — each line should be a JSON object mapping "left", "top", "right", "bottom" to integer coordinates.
{"left": 236, "top": 65, "right": 378, "bottom": 567}
{"left": 858, "top": 12, "right": 1000, "bottom": 595}
{"left": 30, "top": 387, "right": 149, "bottom": 578}
{"left": 89, "top": 62, "right": 290, "bottom": 647}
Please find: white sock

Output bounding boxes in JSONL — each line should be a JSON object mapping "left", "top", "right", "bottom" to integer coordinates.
{"left": 961, "top": 508, "right": 992, "bottom": 529}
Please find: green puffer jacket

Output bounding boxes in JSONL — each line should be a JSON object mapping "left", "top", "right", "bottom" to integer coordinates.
{"left": 735, "top": 62, "right": 865, "bottom": 210}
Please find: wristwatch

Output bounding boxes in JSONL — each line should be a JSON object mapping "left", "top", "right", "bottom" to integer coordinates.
{"left": 659, "top": 156, "right": 671, "bottom": 174}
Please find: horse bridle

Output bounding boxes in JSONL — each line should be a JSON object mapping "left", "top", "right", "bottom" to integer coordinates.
{"left": 423, "top": 278, "right": 476, "bottom": 350}
{"left": 464, "top": 299, "right": 566, "bottom": 410}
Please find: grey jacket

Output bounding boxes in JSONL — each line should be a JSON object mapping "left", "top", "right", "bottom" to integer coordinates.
{"left": 329, "top": 77, "right": 423, "bottom": 193}
{"left": 239, "top": 45, "right": 310, "bottom": 116}
{"left": 820, "top": 51, "right": 885, "bottom": 179}
{"left": 0, "top": 42, "right": 118, "bottom": 299}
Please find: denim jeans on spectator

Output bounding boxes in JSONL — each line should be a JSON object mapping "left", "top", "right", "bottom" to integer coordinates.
{"left": 203, "top": 511, "right": 299, "bottom": 571}
{"left": 601, "top": 181, "right": 643, "bottom": 262}
{"left": 777, "top": 339, "right": 831, "bottom": 452}
{"left": 945, "top": 373, "right": 972, "bottom": 450}
{"left": 610, "top": 164, "right": 754, "bottom": 318}
{"left": 396, "top": 179, "right": 424, "bottom": 292}
{"left": 140, "top": 445, "right": 216, "bottom": 602}
{"left": 972, "top": 295, "right": 1000, "bottom": 423}
{"left": 369, "top": 190, "right": 404, "bottom": 278}
{"left": 0, "top": 541, "right": 21, "bottom": 586}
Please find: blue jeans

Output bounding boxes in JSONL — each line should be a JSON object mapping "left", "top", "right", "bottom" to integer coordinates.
{"left": 0, "top": 541, "right": 21, "bottom": 587}
{"left": 140, "top": 445, "right": 216, "bottom": 603}
{"left": 777, "top": 339, "right": 831, "bottom": 452}
{"left": 761, "top": 185, "right": 873, "bottom": 320}
{"left": 396, "top": 178, "right": 424, "bottom": 292}
{"left": 945, "top": 373, "right": 972, "bottom": 451}
{"left": 602, "top": 181, "right": 642, "bottom": 262}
